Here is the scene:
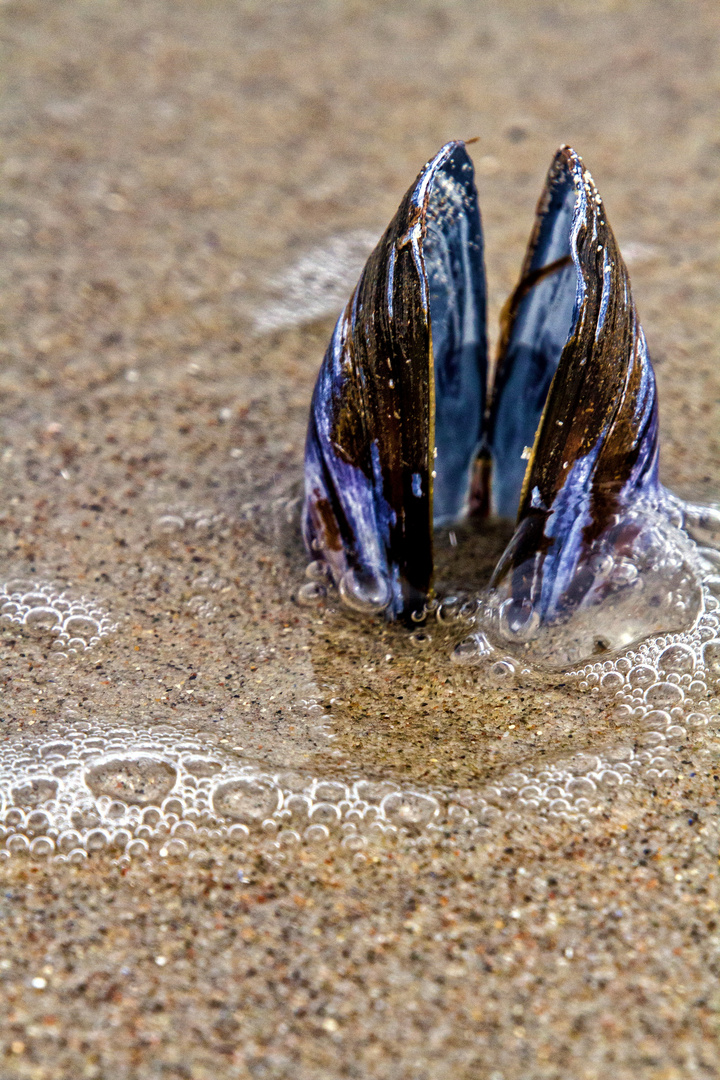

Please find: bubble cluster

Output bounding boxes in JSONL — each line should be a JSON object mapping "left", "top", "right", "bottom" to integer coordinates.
{"left": 480, "top": 501, "right": 704, "bottom": 667}
{"left": 568, "top": 582, "right": 720, "bottom": 743}
{"left": 3, "top": 504, "right": 720, "bottom": 864}
{"left": 0, "top": 578, "right": 117, "bottom": 655}
{"left": 0, "top": 721, "right": 455, "bottom": 863}
{"left": 1, "top": 688, "right": 708, "bottom": 864}
{"left": 153, "top": 506, "right": 228, "bottom": 536}
{"left": 465, "top": 742, "right": 696, "bottom": 827}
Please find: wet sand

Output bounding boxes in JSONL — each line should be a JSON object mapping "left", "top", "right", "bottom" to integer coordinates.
{"left": 2, "top": 0, "right": 720, "bottom": 1077}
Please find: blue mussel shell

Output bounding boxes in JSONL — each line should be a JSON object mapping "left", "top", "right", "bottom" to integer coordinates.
{"left": 303, "top": 141, "right": 702, "bottom": 663}
{"left": 304, "top": 141, "right": 486, "bottom": 618}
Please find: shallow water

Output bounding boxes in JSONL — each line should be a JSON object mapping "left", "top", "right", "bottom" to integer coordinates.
{"left": 2, "top": 458, "right": 720, "bottom": 863}
{"left": 2, "top": 0, "right": 720, "bottom": 1077}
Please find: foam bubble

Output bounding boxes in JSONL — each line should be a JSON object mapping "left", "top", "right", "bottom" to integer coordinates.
{"left": 338, "top": 567, "right": 391, "bottom": 614}
{"left": 11, "top": 778, "right": 58, "bottom": 807}
{"left": 212, "top": 778, "right": 281, "bottom": 825}
{"left": 85, "top": 757, "right": 178, "bottom": 805}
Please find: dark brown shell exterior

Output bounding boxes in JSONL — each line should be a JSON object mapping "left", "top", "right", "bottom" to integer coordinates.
{"left": 480, "top": 148, "right": 704, "bottom": 665}
{"left": 488, "top": 147, "right": 660, "bottom": 623}
{"left": 520, "top": 149, "right": 658, "bottom": 526}
{"left": 304, "top": 142, "right": 486, "bottom": 619}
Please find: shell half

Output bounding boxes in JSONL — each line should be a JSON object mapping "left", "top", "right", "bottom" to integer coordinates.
{"left": 303, "top": 141, "right": 487, "bottom": 619}
{"left": 484, "top": 147, "right": 701, "bottom": 665}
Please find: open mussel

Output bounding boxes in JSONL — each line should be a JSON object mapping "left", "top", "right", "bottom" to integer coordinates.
{"left": 303, "top": 141, "right": 703, "bottom": 663}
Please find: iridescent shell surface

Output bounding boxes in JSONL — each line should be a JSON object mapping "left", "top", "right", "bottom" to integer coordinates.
{"left": 484, "top": 148, "right": 700, "bottom": 663}
{"left": 303, "top": 141, "right": 486, "bottom": 619}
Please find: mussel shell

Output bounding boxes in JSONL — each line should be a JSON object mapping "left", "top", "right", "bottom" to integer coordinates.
{"left": 485, "top": 147, "right": 700, "bottom": 663}
{"left": 516, "top": 150, "right": 658, "bottom": 528}
{"left": 303, "top": 141, "right": 486, "bottom": 619}
{"left": 303, "top": 138, "right": 701, "bottom": 660}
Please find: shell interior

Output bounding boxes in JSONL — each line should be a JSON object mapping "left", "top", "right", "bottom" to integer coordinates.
{"left": 424, "top": 149, "right": 487, "bottom": 526}
{"left": 488, "top": 159, "right": 579, "bottom": 519}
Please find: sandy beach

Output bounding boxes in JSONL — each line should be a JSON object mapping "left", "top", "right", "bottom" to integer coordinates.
{"left": 1, "top": 0, "right": 720, "bottom": 1076}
